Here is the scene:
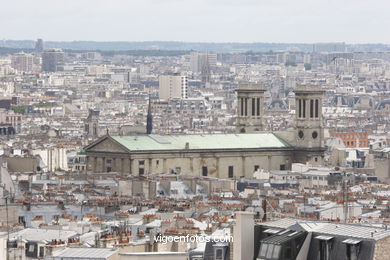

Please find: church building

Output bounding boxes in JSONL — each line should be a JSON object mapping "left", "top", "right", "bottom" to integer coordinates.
{"left": 84, "top": 83, "right": 326, "bottom": 178}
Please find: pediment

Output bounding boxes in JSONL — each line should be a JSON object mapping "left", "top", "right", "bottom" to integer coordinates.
{"left": 85, "top": 136, "right": 129, "bottom": 153}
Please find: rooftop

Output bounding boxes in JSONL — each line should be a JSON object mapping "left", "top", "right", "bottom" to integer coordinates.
{"left": 52, "top": 248, "right": 117, "bottom": 259}
{"left": 110, "top": 133, "right": 290, "bottom": 151}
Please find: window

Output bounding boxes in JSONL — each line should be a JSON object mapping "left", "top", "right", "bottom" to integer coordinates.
{"left": 266, "top": 244, "right": 274, "bottom": 258}
{"left": 319, "top": 240, "right": 329, "bottom": 260}
{"left": 284, "top": 246, "right": 292, "bottom": 259}
{"left": 252, "top": 98, "right": 256, "bottom": 116}
{"left": 259, "top": 243, "right": 268, "bottom": 258}
{"left": 106, "top": 159, "right": 112, "bottom": 164}
{"left": 257, "top": 98, "right": 260, "bottom": 116}
{"left": 107, "top": 167, "right": 112, "bottom": 172}
{"left": 303, "top": 99, "right": 306, "bottom": 118}
{"left": 245, "top": 98, "right": 248, "bottom": 116}
{"left": 310, "top": 99, "right": 314, "bottom": 118}
{"left": 254, "top": 165, "right": 260, "bottom": 171}
{"left": 228, "top": 166, "right": 234, "bottom": 178}
{"left": 156, "top": 160, "right": 159, "bottom": 167}
{"left": 346, "top": 242, "right": 360, "bottom": 260}
{"left": 315, "top": 99, "right": 319, "bottom": 117}
{"left": 272, "top": 245, "right": 281, "bottom": 258}
{"left": 202, "top": 166, "right": 208, "bottom": 176}
{"left": 139, "top": 168, "right": 145, "bottom": 175}
{"left": 39, "top": 246, "right": 44, "bottom": 257}
{"left": 215, "top": 248, "right": 223, "bottom": 260}
{"left": 139, "top": 160, "right": 145, "bottom": 166}
{"left": 280, "top": 164, "right": 286, "bottom": 170}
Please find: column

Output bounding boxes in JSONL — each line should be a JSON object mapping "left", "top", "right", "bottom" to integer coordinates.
{"left": 121, "top": 158, "right": 124, "bottom": 174}
{"left": 129, "top": 158, "right": 133, "bottom": 175}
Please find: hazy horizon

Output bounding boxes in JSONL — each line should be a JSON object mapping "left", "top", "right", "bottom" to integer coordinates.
{"left": 1, "top": 0, "right": 390, "bottom": 44}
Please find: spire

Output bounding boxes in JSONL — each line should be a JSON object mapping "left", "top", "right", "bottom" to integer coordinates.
{"left": 146, "top": 95, "right": 153, "bottom": 134}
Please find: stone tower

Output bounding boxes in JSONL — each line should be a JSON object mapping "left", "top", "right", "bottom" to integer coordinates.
{"left": 85, "top": 109, "right": 100, "bottom": 138}
{"left": 235, "top": 82, "right": 266, "bottom": 133}
{"left": 294, "top": 85, "right": 325, "bottom": 165}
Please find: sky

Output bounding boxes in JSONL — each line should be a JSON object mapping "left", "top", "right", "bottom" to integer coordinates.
{"left": 1, "top": 0, "right": 389, "bottom": 43}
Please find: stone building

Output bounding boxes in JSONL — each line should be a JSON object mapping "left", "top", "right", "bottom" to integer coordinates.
{"left": 84, "top": 84, "right": 326, "bottom": 178}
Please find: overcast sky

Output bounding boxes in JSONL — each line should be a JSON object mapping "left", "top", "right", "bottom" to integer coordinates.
{"left": 1, "top": 0, "right": 389, "bottom": 43}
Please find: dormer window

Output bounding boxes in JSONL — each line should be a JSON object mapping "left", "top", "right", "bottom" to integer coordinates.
{"left": 343, "top": 238, "right": 361, "bottom": 260}
{"left": 315, "top": 235, "right": 333, "bottom": 260}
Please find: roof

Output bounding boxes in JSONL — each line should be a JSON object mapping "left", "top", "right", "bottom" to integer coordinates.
{"left": 260, "top": 218, "right": 390, "bottom": 241}
{"left": 53, "top": 248, "right": 117, "bottom": 259}
{"left": 9, "top": 228, "right": 77, "bottom": 242}
{"left": 109, "top": 133, "right": 290, "bottom": 151}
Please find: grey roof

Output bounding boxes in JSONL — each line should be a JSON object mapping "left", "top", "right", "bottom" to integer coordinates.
{"left": 53, "top": 248, "right": 117, "bottom": 259}
{"left": 261, "top": 218, "right": 390, "bottom": 241}
{"left": 9, "top": 228, "right": 77, "bottom": 242}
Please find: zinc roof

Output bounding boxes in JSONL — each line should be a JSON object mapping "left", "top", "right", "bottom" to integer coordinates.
{"left": 261, "top": 218, "right": 390, "bottom": 241}
{"left": 111, "top": 133, "right": 290, "bottom": 151}
{"left": 9, "top": 228, "right": 77, "bottom": 242}
{"left": 53, "top": 248, "right": 117, "bottom": 259}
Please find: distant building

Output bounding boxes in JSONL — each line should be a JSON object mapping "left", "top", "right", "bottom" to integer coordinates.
{"left": 330, "top": 132, "right": 369, "bottom": 148}
{"left": 159, "top": 74, "right": 188, "bottom": 100}
{"left": 42, "top": 48, "right": 64, "bottom": 72}
{"left": 190, "top": 52, "right": 216, "bottom": 73}
{"left": 313, "top": 42, "right": 346, "bottom": 52}
{"left": 11, "top": 52, "right": 33, "bottom": 72}
{"left": 35, "top": 38, "right": 44, "bottom": 53}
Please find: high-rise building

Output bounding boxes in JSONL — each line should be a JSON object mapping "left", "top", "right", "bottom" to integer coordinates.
{"left": 42, "top": 48, "right": 64, "bottom": 72}
{"left": 159, "top": 74, "right": 188, "bottom": 100}
{"left": 190, "top": 52, "right": 217, "bottom": 73}
{"left": 11, "top": 53, "right": 33, "bottom": 72}
{"left": 35, "top": 39, "right": 44, "bottom": 53}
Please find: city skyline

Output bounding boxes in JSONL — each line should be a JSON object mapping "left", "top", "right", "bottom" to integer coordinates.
{"left": 1, "top": 0, "right": 390, "bottom": 43}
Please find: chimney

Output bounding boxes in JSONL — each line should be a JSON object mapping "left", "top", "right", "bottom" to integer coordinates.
{"left": 185, "top": 142, "right": 190, "bottom": 149}
{"left": 233, "top": 211, "right": 255, "bottom": 260}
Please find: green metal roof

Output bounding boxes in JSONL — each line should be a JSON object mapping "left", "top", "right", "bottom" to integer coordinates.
{"left": 111, "top": 133, "right": 290, "bottom": 151}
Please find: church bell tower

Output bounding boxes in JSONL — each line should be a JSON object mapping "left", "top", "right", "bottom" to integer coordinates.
{"left": 235, "top": 82, "right": 265, "bottom": 133}
{"left": 294, "top": 85, "right": 325, "bottom": 164}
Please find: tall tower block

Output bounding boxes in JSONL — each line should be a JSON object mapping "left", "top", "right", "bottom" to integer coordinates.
{"left": 294, "top": 85, "right": 325, "bottom": 165}
{"left": 235, "top": 82, "right": 265, "bottom": 133}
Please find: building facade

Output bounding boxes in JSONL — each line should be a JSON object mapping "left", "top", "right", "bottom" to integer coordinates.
{"left": 159, "top": 74, "right": 188, "bottom": 100}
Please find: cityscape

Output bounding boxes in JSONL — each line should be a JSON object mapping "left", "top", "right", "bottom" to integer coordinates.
{"left": 1, "top": 1, "right": 390, "bottom": 260}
